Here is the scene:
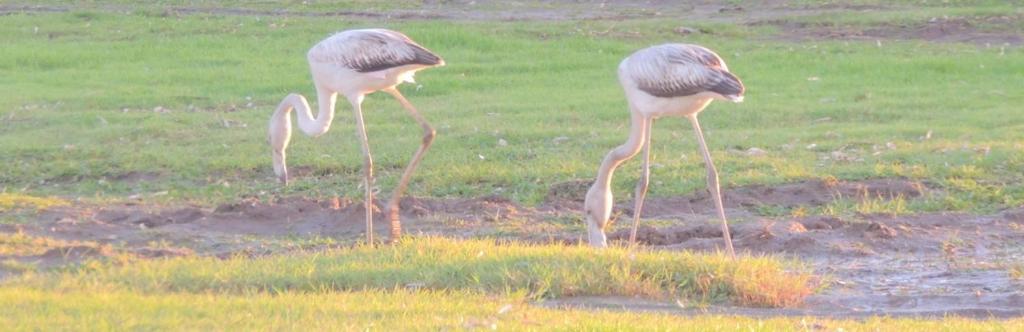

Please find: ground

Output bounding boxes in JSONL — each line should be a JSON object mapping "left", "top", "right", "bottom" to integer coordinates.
{"left": 1, "top": 0, "right": 1023, "bottom": 329}
{"left": 8, "top": 178, "right": 1022, "bottom": 318}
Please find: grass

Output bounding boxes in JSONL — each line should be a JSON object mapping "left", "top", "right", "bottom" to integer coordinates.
{"left": 0, "top": 193, "right": 68, "bottom": 212}
{"left": 2, "top": 288, "right": 1020, "bottom": 331}
{"left": 0, "top": 230, "right": 97, "bottom": 257}
{"left": 27, "top": 237, "right": 814, "bottom": 307}
{"left": 0, "top": 237, "right": 1017, "bottom": 330}
{"left": 820, "top": 194, "right": 911, "bottom": 216}
{"left": 0, "top": 3, "right": 1022, "bottom": 211}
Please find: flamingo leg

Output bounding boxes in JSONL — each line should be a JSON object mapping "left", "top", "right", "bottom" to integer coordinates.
{"left": 349, "top": 95, "right": 376, "bottom": 245}
{"left": 382, "top": 88, "right": 435, "bottom": 243}
{"left": 686, "top": 114, "right": 736, "bottom": 259}
{"left": 629, "top": 118, "right": 653, "bottom": 247}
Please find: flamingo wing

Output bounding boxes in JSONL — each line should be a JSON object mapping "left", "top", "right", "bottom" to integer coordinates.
{"left": 627, "top": 44, "right": 744, "bottom": 98}
{"left": 308, "top": 29, "right": 443, "bottom": 73}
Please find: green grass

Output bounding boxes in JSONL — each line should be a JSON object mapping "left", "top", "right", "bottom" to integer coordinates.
{"left": 1, "top": 5, "right": 1022, "bottom": 211}
{"left": 2, "top": 288, "right": 1019, "bottom": 331}
{"left": 1, "top": 288, "right": 1020, "bottom": 331}
{"left": 25, "top": 237, "right": 814, "bottom": 307}
{"left": 1, "top": 237, "right": 1017, "bottom": 330}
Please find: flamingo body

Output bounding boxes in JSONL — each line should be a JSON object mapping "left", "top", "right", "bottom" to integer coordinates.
{"left": 584, "top": 43, "right": 744, "bottom": 257}
{"left": 619, "top": 44, "right": 743, "bottom": 117}
{"left": 307, "top": 29, "right": 443, "bottom": 96}
{"left": 269, "top": 29, "right": 444, "bottom": 244}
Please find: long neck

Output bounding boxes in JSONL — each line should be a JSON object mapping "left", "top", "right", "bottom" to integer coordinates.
{"left": 593, "top": 112, "right": 648, "bottom": 190}
{"left": 268, "top": 90, "right": 336, "bottom": 184}
{"left": 279, "top": 91, "right": 336, "bottom": 137}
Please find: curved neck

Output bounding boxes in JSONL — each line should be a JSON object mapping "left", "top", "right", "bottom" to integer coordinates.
{"left": 594, "top": 112, "right": 648, "bottom": 190}
{"left": 268, "top": 90, "right": 337, "bottom": 184}
{"left": 277, "top": 91, "right": 336, "bottom": 137}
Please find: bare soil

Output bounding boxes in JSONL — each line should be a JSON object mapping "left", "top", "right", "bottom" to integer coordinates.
{"left": 2, "top": 178, "right": 1022, "bottom": 318}
{"left": 0, "top": 2, "right": 807, "bottom": 21}
{"left": 6, "top": 2, "right": 1020, "bottom": 46}
{"left": 756, "top": 16, "right": 1024, "bottom": 46}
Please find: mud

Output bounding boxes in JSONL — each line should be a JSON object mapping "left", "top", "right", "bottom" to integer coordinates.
{"left": 2, "top": 178, "right": 1021, "bottom": 318}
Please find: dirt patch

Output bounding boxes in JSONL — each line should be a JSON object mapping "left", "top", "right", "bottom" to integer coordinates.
{"left": 7, "top": 0, "right": 1020, "bottom": 48}
{"left": 597, "top": 209, "right": 1024, "bottom": 318}
{"left": 629, "top": 178, "right": 926, "bottom": 218}
{"left": 33, "top": 245, "right": 111, "bottom": 265}
{"left": 3, "top": 178, "right": 1022, "bottom": 318}
{"left": 108, "top": 171, "right": 163, "bottom": 184}
{"left": 0, "top": 235, "right": 120, "bottom": 278}
{"left": 759, "top": 16, "right": 1024, "bottom": 45}
{"left": 544, "top": 178, "right": 927, "bottom": 231}
{"left": 0, "top": 2, "right": 924, "bottom": 24}
{"left": 1, "top": 177, "right": 934, "bottom": 257}
{"left": 545, "top": 179, "right": 592, "bottom": 205}
{"left": 611, "top": 212, "right": 978, "bottom": 256}
{"left": 95, "top": 207, "right": 203, "bottom": 228}
{"left": 17, "top": 193, "right": 533, "bottom": 259}
{"left": 540, "top": 292, "right": 1024, "bottom": 318}
{"left": 0, "top": 2, "right": 737, "bottom": 21}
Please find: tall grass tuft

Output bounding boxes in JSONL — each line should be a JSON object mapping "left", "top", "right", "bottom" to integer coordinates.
{"left": 43, "top": 237, "right": 815, "bottom": 307}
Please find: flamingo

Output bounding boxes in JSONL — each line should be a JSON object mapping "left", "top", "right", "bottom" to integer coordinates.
{"left": 268, "top": 29, "right": 444, "bottom": 244}
{"left": 582, "top": 43, "right": 745, "bottom": 258}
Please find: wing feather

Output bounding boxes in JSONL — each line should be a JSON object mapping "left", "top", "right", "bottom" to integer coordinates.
{"left": 627, "top": 44, "right": 743, "bottom": 98}
{"left": 308, "top": 29, "right": 443, "bottom": 73}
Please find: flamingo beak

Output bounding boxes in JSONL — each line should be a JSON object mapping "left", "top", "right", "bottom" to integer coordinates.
{"left": 271, "top": 147, "right": 289, "bottom": 186}
{"left": 586, "top": 215, "right": 609, "bottom": 248}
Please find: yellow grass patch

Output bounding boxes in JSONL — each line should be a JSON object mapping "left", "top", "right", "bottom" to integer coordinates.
{"left": 0, "top": 193, "right": 68, "bottom": 212}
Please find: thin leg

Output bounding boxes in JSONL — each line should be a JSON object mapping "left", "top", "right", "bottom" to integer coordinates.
{"left": 687, "top": 115, "right": 736, "bottom": 259}
{"left": 629, "top": 118, "right": 653, "bottom": 247}
{"left": 349, "top": 95, "right": 375, "bottom": 245}
{"left": 383, "top": 88, "right": 435, "bottom": 243}
{"left": 583, "top": 111, "right": 649, "bottom": 247}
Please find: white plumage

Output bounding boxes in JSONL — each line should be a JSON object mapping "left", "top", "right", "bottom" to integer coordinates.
{"left": 269, "top": 29, "right": 444, "bottom": 244}
{"left": 583, "top": 43, "right": 745, "bottom": 257}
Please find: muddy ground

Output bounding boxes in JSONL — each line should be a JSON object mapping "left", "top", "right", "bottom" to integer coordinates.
{"left": 3, "top": 178, "right": 1022, "bottom": 318}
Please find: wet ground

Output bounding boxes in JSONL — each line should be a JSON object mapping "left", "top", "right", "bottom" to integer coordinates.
{"left": 3, "top": 178, "right": 1022, "bottom": 318}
